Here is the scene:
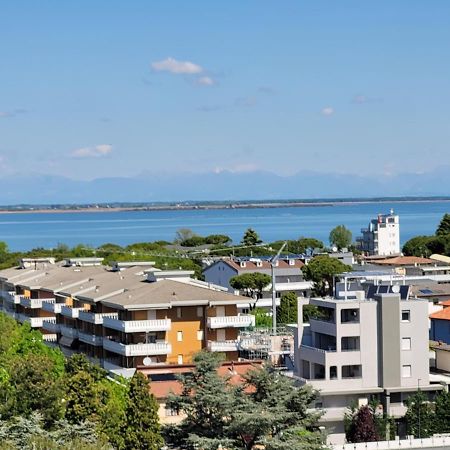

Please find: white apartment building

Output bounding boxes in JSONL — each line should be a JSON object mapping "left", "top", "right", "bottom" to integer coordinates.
{"left": 293, "top": 290, "right": 441, "bottom": 445}
{"left": 357, "top": 210, "right": 400, "bottom": 256}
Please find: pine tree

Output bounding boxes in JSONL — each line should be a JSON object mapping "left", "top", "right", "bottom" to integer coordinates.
{"left": 121, "top": 372, "right": 163, "bottom": 450}
{"left": 241, "top": 228, "right": 262, "bottom": 246}
{"left": 436, "top": 213, "right": 450, "bottom": 236}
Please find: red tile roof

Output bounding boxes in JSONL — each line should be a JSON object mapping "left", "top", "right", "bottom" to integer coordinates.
{"left": 440, "top": 300, "right": 450, "bottom": 307}
{"left": 430, "top": 308, "right": 450, "bottom": 321}
{"left": 144, "top": 361, "right": 263, "bottom": 400}
{"left": 374, "top": 256, "right": 435, "bottom": 266}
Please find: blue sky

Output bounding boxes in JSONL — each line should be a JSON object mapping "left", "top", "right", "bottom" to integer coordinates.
{"left": 1, "top": 1, "right": 450, "bottom": 181}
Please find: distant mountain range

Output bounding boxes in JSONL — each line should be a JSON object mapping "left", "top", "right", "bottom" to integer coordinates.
{"left": 0, "top": 167, "right": 449, "bottom": 204}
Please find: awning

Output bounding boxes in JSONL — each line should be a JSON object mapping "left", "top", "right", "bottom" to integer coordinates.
{"left": 59, "top": 336, "right": 75, "bottom": 348}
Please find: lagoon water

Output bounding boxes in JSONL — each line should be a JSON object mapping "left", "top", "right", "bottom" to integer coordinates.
{"left": 0, "top": 201, "right": 449, "bottom": 251}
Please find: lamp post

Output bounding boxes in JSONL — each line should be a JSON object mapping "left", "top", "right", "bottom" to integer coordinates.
{"left": 418, "top": 378, "right": 421, "bottom": 439}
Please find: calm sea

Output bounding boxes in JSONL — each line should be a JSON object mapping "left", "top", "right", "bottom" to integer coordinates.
{"left": 0, "top": 201, "right": 449, "bottom": 252}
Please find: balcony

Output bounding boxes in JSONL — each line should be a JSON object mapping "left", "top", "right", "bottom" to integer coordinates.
{"left": 42, "top": 299, "right": 64, "bottom": 314}
{"left": 21, "top": 297, "right": 54, "bottom": 309}
{"left": 42, "top": 320, "right": 61, "bottom": 333}
{"left": 207, "top": 340, "right": 240, "bottom": 352}
{"left": 78, "top": 331, "right": 103, "bottom": 347}
{"left": 42, "top": 333, "right": 58, "bottom": 343}
{"left": 309, "top": 317, "right": 336, "bottom": 336}
{"left": 207, "top": 315, "right": 255, "bottom": 329}
{"left": 17, "top": 315, "right": 57, "bottom": 328}
{"left": 300, "top": 344, "right": 361, "bottom": 367}
{"left": 103, "top": 317, "right": 171, "bottom": 333}
{"left": 60, "top": 305, "right": 86, "bottom": 319}
{"left": 78, "top": 311, "right": 119, "bottom": 325}
{"left": 3, "top": 292, "right": 21, "bottom": 304}
{"left": 60, "top": 324, "right": 79, "bottom": 338}
{"left": 103, "top": 339, "right": 171, "bottom": 356}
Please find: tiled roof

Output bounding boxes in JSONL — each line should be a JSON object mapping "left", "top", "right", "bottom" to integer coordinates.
{"left": 430, "top": 308, "right": 450, "bottom": 321}
{"left": 374, "top": 256, "right": 436, "bottom": 266}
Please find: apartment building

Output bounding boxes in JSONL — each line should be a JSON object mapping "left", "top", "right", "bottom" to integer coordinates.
{"left": 357, "top": 210, "right": 400, "bottom": 256}
{"left": 293, "top": 290, "right": 441, "bottom": 445}
{"left": 203, "top": 257, "right": 312, "bottom": 309}
{"left": 0, "top": 259, "right": 255, "bottom": 378}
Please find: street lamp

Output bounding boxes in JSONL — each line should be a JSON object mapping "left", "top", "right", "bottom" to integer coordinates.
{"left": 418, "top": 378, "right": 421, "bottom": 439}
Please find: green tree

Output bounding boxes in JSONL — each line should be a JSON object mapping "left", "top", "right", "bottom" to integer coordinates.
{"left": 166, "top": 352, "right": 323, "bottom": 450}
{"left": 277, "top": 292, "right": 298, "bottom": 325}
{"left": 405, "top": 390, "right": 435, "bottom": 438}
{"left": 121, "top": 372, "right": 162, "bottom": 450}
{"left": 229, "top": 272, "right": 271, "bottom": 307}
{"left": 402, "top": 235, "right": 434, "bottom": 257}
{"left": 205, "top": 234, "right": 231, "bottom": 245}
{"left": 329, "top": 225, "right": 352, "bottom": 250}
{"left": 436, "top": 213, "right": 450, "bottom": 236}
{"left": 251, "top": 307, "right": 272, "bottom": 328}
{"left": 433, "top": 390, "right": 450, "bottom": 434}
{"left": 8, "top": 353, "right": 64, "bottom": 426}
{"left": 302, "top": 304, "right": 325, "bottom": 323}
{"left": 175, "top": 228, "right": 196, "bottom": 244}
{"left": 241, "top": 228, "right": 262, "bottom": 246}
{"left": 302, "top": 255, "right": 351, "bottom": 296}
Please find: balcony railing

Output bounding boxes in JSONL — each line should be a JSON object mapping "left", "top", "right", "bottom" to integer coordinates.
{"left": 17, "top": 315, "right": 57, "bottom": 328}
{"left": 60, "top": 324, "right": 79, "bottom": 338}
{"left": 60, "top": 305, "right": 86, "bottom": 319}
{"left": 42, "top": 333, "right": 58, "bottom": 343}
{"left": 103, "top": 317, "right": 171, "bottom": 333}
{"left": 207, "top": 340, "right": 240, "bottom": 352}
{"left": 103, "top": 339, "right": 171, "bottom": 356}
{"left": 78, "top": 311, "right": 119, "bottom": 324}
{"left": 42, "top": 320, "right": 61, "bottom": 333}
{"left": 21, "top": 297, "right": 55, "bottom": 309}
{"left": 301, "top": 344, "right": 337, "bottom": 353}
{"left": 42, "top": 299, "right": 64, "bottom": 314}
{"left": 4, "top": 292, "right": 21, "bottom": 304}
{"left": 78, "top": 331, "right": 103, "bottom": 347}
{"left": 207, "top": 315, "right": 255, "bottom": 329}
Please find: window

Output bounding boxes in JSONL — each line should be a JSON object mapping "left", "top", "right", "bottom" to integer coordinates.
{"left": 402, "top": 365, "right": 412, "bottom": 378}
{"left": 177, "top": 354, "right": 183, "bottom": 364}
{"left": 196, "top": 306, "right": 203, "bottom": 317}
{"left": 165, "top": 407, "right": 179, "bottom": 417}
{"left": 402, "top": 337, "right": 411, "bottom": 350}
{"left": 197, "top": 330, "right": 204, "bottom": 341}
{"left": 401, "top": 310, "right": 410, "bottom": 322}
{"left": 177, "top": 331, "right": 183, "bottom": 342}
{"left": 329, "top": 366, "right": 337, "bottom": 380}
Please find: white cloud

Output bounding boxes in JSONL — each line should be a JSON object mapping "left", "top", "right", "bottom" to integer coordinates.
{"left": 71, "top": 144, "right": 113, "bottom": 158}
{"left": 196, "top": 76, "right": 215, "bottom": 86}
{"left": 321, "top": 107, "right": 334, "bottom": 116}
{"left": 151, "top": 57, "right": 203, "bottom": 74}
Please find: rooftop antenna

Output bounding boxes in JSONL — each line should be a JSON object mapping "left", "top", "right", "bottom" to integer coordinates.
{"left": 269, "top": 241, "right": 287, "bottom": 334}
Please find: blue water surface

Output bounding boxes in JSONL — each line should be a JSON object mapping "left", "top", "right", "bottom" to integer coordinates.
{"left": 0, "top": 201, "right": 448, "bottom": 251}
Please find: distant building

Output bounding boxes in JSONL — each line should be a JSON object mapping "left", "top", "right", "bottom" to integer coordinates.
{"left": 357, "top": 210, "right": 400, "bottom": 256}
{"left": 293, "top": 289, "right": 442, "bottom": 445}
{"left": 203, "top": 257, "right": 312, "bottom": 309}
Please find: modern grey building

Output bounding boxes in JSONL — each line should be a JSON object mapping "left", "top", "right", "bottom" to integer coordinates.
{"left": 293, "top": 290, "right": 442, "bottom": 445}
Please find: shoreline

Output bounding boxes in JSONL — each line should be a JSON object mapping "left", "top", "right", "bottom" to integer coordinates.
{"left": 0, "top": 198, "right": 449, "bottom": 214}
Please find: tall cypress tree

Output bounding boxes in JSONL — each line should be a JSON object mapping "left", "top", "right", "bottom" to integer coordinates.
{"left": 436, "top": 213, "right": 450, "bottom": 236}
{"left": 122, "top": 372, "right": 163, "bottom": 450}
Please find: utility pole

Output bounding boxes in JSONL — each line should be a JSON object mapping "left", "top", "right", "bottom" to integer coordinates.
{"left": 418, "top": 378, "right": 421, "bottom": 439}
{"left": 270, "top": 242, "right": 287, "bottom": 334}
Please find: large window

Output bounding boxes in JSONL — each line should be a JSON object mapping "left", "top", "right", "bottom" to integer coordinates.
{"left": 341, "top": 336, "right": 360, "bottom": 351}
{"left": 341, "top": 309, "right": 359, "bottom": 323}
{"left": 342, "top": 365, "right": 362, "bottom": 379}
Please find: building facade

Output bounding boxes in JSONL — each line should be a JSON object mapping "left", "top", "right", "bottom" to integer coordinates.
{"left": 357, "top": 210, "right": 400, "bottom": 256}
{"left": 293, "top": 291, "right": 440, "bottom": 444}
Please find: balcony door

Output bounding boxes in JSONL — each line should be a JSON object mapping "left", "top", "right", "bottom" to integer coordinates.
{"left": 147, "top": 310, "right": 156, "bottom": 320}
{"left": 216, "top": 306, "right": 225, "bottom": 317}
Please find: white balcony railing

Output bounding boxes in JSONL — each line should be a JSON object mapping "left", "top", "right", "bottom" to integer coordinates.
{"left": 20, "top": 297, "right": 54, "bottom": 309}
{"left": 207, "top": 340, "right": 240, "bottom": 352}
{"left": 60, "top": 324, "right": 79, "bottom": 338}
{"left": 60, "top": 305, "right": 86, "bottom": 319}
{"left": 78, "top": 331, "right": 103, "bottom": 346}
{"left": 42, "top": 333, "right": 58, "bottom": 343}
{"left": 42, "top": 299, "right": 64, "bottom": 314}
{"left": 103, "top": 339, "right": 171, "bottom": 356}
{"left": 207, "top": 315, "right": 255, "bottom": 329}
{"left": 4, "top": 292, "right": 21, "bottom": 304}
{"left": 78, "top": 311, "right": 119, "bottom": 324}
{"left": 103, "top": 317, "right": 171, "bottom": 333}
{"left": 17, "top": 315, "right": 57, "bottom": 328}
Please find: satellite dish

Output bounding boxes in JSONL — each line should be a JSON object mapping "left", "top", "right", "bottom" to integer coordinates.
{"left": 392, "top": 285, "right": 400, "bottom": 294}
{"left": 332, "top": 246, "right": 338, "bottom": 252}
{"left": 143, "top": 356, "right": 152, "bottom": 366}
